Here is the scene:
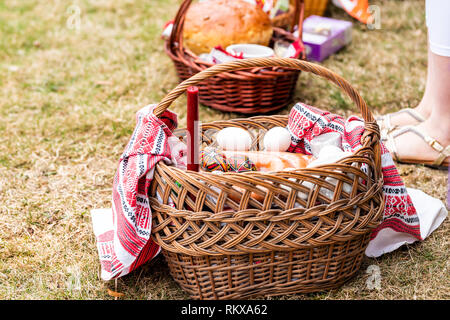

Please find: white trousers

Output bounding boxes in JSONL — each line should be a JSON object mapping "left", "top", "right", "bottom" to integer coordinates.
{"left": 426, "top": 0, "right": 450, "bottom": 57}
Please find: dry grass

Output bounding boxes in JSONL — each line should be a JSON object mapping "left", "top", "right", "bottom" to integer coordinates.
{"left": 0, "top": 0, "right": 448, "bottom": 300}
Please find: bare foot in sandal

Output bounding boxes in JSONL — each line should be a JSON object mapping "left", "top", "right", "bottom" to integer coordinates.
{"left": 385, "top": 119, "right": 450, "bottom": 168}
{"left": 379, "top": 3, "right": 450, "bottom": 168}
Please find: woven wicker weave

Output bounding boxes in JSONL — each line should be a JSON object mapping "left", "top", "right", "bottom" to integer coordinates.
{"left": 149, "top": 58, "right": 384, "bottom": 300}
{"left": 165, "top": 0, "right": 306, "bottom": 114}
{"left": 304, "top": 0, "right": 329, "bottom": 17}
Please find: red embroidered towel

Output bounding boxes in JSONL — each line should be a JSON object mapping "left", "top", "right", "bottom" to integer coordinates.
{"left": 287, "top": 102, "right": 422, "bottom": 246}
{"left": 91, "top": 104, "right": 180, "bottom": 280}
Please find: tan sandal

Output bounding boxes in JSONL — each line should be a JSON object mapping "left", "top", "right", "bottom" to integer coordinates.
{"left": 376, "top": 108, "right": 426, "bottom": 142}
{"left": 384, "top": 125, "right": 450, "bottom": 169}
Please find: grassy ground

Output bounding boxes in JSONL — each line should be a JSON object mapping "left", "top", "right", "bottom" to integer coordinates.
{"left": 0, "top": 0, "right": 448, "bottom": 300}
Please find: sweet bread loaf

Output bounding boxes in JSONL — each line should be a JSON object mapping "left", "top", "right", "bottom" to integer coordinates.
{"left": 183, "top": 0, "right": 273, "bottom": 55}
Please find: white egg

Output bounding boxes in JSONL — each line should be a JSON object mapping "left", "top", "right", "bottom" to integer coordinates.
{"left": 263, "top": 126, "right": 291, "bottom": 152}
{"left": 318, "top": 145, "right": 344, "bottom": 159}
{"left": 310, "top": 132, "right": 342, "bottom": 158}
{"left": 216, "top": 127, "right": 252, "bottom": 151}
{"left": 307, "top": 150, "right": 353, "bottom": 168}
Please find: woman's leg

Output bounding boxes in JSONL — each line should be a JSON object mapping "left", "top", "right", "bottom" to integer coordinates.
{"left": 381, "top": 0, "right": 450, "bottom": 128}
{"left": 417, "top": 0, "right": 450, "bottom": 122}
{"left": 386, "top": 0, "right": 450, "bottom": 165}
{"left": 420, "top": 51, "right": 450, "bottom": 140}
{"left": 390, "top": 50, "right": 450, "bottom": 164}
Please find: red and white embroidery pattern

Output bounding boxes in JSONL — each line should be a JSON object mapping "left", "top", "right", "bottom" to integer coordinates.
{"left": 287, "top": 103, "right": 421, "bottom": 241}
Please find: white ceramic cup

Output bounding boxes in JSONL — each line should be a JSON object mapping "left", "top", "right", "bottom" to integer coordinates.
{"left": 226, "top": 44, "right": 274, "bottom": 59}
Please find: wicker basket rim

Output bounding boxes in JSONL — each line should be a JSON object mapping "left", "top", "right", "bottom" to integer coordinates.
{"left": 161, "top": 151, "right": 371, "bottom": 176}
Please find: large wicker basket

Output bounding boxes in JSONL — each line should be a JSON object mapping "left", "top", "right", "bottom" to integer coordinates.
{"left": 149, "top": 58, "right": 384, "bottom": 300}
{"left": 164, "top": 0, "right": 307, "bottom": 114}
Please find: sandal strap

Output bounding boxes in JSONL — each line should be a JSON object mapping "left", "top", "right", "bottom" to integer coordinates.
{"left": 434, "top": 146, "right": 450, "bottom": 166}
{"left": 392, "top": 108, "right": 426, "bottom": 123}
{"left": 376, "top": 108, "right": 426, "bottom": 141}
{"left": 391, "top": 125, "right": 450, "bottom": 166}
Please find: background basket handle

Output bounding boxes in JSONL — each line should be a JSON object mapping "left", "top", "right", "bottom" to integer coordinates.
{"left": 292, "top": 0, "right": 305, "bottom": 34}
{"left": 169, "top": 0, "right": 305, "bottom": 54}
{"left": 168, "top": 0, "right": 191, "bottom": 53}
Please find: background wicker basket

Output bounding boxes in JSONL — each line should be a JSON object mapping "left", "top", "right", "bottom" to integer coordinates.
{"left": 304, "top": 0, "right": 329, "bottom": 17}
{"left": 165, "top": 0, "right": 307, "bottom": 114}
{"left": 149, "top": 58, "right": 385, "bottom": 300}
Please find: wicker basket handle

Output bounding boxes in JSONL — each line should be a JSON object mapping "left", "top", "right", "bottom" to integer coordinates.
{"left": 154, "top": 57, "right": 381, "bottom": 172}
{"left": 169, "top": 0, "right": 305, "bottom": 54}
{"left": 155, "top": 57, "right": 375, "bottom": 123}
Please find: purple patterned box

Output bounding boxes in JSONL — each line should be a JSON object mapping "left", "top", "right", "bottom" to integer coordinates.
{"left": 302, "top": 15, "right": 353, "bottom": 62}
